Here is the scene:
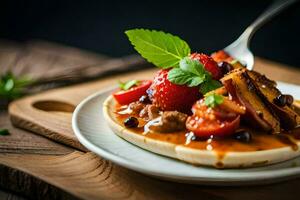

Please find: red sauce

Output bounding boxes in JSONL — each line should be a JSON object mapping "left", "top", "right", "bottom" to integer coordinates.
{"left": 114, "top": 104, "right": 300, "bottom": 161}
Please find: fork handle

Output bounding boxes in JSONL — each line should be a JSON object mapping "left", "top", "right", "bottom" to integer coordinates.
{"left": 239, "top": 0, "right": 297, "bottom": 46}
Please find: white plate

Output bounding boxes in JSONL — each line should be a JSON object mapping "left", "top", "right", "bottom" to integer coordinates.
{"left": 72, "top": 82, "right": 300, "bottom": 185}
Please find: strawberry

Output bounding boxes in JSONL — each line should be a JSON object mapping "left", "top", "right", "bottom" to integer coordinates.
{"left": 147, "top": 69, "right": 201, "bottom": 113}
{"left": 190, "top": 53, "right": 223, "bottom": 80}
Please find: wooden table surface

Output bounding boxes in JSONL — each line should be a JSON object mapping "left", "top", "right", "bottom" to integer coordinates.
{"left": 1, "top": 40, "right": 300, "bottom": 200}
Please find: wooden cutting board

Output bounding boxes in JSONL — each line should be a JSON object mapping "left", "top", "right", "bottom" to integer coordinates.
{"left": 8, "top": 58, "right": 300, "bottom": 151}
{"left": 8, "top": 68, "right": 156, "bottom": 151}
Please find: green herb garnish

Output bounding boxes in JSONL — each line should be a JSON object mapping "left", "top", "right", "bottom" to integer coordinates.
{"left": 199, "top": 79, "right": 222, "bottom": 94}
{"left": 167, "top": 57, "right": 206, "bottom": 87}
{"left": 119, "top": 80, "right": 139, "bottom": 90}
{"left": 204, "top": 93, "right": 224, "bottom": 108}
{"left": 0, "top": 71, "right": 33, "bottom": 100}
{"left": 125, "top": 29, "right": 222, "bottom": 94}
{"left": 0, "top": 129, "right": 9, "bottom": 136}
{"left": 125, "top": 29, "right": 190, "bottom": 68}
{"left": 168, "top": 57, "right": 221, "bottom": 93}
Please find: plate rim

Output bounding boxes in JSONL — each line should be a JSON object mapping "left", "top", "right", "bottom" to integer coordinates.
{"left": 72, "top": 82, "right": 300, "bottom": 184}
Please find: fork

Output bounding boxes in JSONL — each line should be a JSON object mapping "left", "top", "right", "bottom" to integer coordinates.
{"left": 224, "top": 0, "right": 297, "bottom": 70}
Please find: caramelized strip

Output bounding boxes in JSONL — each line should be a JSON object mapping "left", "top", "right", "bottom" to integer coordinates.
{"left": 223, "top": 71, "right": 280, "bottom": 133}
{"left": 241, "top": 72, "right": 280, "bottom": 131}
{"left": 220, "top": 97, "right": 246, "bottom": 115}
{"left": 248, "top": 71, "right": 300, "bottom": 129}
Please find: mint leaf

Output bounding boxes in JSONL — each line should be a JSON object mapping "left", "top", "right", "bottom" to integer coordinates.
{"left": 0, "top": 129, "right": 9, "bottom": 136}
{"left": 168, "top": 57, "right": 207, "bottom": 87}
{"left": 204, "top": 93, "right": 224, "bottom": 108}
{"left": 14, "top": 76, "right": 33, "bottom": 87}
{"left": 4, "top": 78, "right": 14, "bottom": 91}
{"left": 168, "top": 57, "right": 222, "bottom": 93}
{"left": 168, "top": 68, "right": 204, "bottom": 87}
{"left": 199, "top": 79, "right": 222, "bottom": 94}
{"left": 179, "top": 57, "right": 206, "bottom": 76}
{"left": 0, "top": 71, "right": 34, "bottom": 100}
{"left": 119, "top": 80, "right": 139, "bottom": 90}
{"left": 125, "top": 29, "right": 190, "bottom": 68}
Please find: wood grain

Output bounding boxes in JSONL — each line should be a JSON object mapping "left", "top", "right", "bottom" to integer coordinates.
{"left": 0, "top": 152, "right": 223, "bottom": 200}
{"left": 0, "top": 112, "right": 73, "bottom": 155}
{"left": 2, "top": 152, "right": 300, "bottom": 200}
{"left": 0, "top": 189, "right": 26, "bottom": 200}
{"left": 0, "top": 40, "right": 109, "bottom": 79}
{"left": 0, "top": 40, "right": 150, "bottom": 103}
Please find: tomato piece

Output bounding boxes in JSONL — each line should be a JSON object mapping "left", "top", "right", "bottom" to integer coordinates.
{"left": 187, "top": 101, "right": 240, "bottom": 138}
{"left": 186, "top": 115, "right": 240, "bottom": 138}
{"left": 211, "top": 50, "right": 233, "bottom": 63}
{"left": 113, "top": 80, "right": 152, "bottom": 105}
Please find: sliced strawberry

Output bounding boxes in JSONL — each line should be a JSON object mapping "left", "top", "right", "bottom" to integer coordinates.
{"left": 147, "top": 69, "right": 201, "bottom": 114}
{"left": 190, "top": 53, "right": 223, "bottom": 80}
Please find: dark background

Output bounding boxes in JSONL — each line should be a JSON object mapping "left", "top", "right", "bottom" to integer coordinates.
{"left": 1, "top": 0, "right": 299, "bottom": 67}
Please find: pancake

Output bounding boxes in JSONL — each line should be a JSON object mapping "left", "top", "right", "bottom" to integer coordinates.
{"left": 103, "top": 95, "right": 300, "bottom": 168}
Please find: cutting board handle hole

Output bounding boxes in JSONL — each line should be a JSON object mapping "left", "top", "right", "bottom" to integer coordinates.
{"left": 32, "top": 100, "right": 75, "bottom": 113}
